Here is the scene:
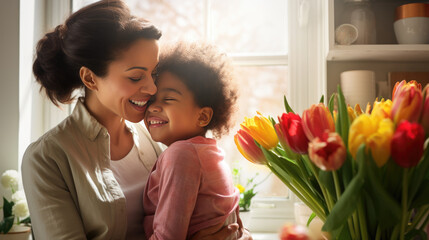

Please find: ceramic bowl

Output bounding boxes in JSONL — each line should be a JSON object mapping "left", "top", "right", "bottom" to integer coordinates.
{"left": 394, "top": 17, "right": 429, "bottom": 44}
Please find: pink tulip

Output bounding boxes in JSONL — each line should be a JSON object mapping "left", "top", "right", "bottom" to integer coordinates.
{"left": 277, "top": 113, "right": 310, "bottom": 154}
{"left": 391, "top": 84, "right": 423, "bottom": 124}
{"left": 302, "top": 103, "right": 335, "bottom": 140}
{"left": 420, "top": 84, "right": 429, "bottom": 135}
{"left": 391, "top": 121, "right": 425, "bottom": 168}
{"left": 234, "top": 129, "right": 266, "bottom": 165}
{"left": 392, "top": 80, "right": 421, "bottom": 100}
{"left": 308, "top": 132, "right": 346, "bottom": 171}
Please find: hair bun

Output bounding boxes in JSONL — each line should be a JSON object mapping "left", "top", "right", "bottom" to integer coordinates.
{"left": 33, "top": 26, "right": 81, "bottom": 106}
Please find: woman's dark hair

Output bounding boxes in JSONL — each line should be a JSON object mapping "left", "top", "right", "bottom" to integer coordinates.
{"left": 156, "top": 42, "right": 238, "bottom": 138}
{"left": 33, "top": 0, "right": 162, "bottom": 106}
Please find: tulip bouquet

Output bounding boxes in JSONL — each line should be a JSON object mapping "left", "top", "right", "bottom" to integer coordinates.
{"left": 234, "top": 81, "right": 429, "bottom": 240}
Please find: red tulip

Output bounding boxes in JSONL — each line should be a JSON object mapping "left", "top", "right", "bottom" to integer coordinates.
{"left": 391, "top": 121, "right": 425, "bottom": 168}
{"left": 308, "top": 132, "right": 346, "bottom": 171}
{"left": 277, "top": 113, "right": 310, "bottom": 154}
{"left": 234, "top": 129, "right": 266, "bottom": 165}
{"left": 302, "top": 103, "right": 335, "bottom": 141}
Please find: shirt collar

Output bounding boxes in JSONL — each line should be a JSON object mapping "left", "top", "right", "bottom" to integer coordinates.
{"left": 71, "top": 98, "right": 104, "bottom": 141}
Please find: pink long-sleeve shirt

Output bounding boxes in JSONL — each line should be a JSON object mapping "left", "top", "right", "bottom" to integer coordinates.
{"left": 143, "top": 136, "right": 239, "bottom": 240}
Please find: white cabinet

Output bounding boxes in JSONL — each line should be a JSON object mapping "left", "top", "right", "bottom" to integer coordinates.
{"left": 326, "top": 0, "right": 429, "bottom": 99}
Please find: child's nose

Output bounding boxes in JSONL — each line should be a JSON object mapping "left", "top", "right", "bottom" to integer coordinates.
{"left": 148, "top": 104, "right": 161, "bottom": 113}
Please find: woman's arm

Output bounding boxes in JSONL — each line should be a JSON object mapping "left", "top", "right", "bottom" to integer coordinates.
{"left": 21, "top": 142, "right": 86, "bottom": 240}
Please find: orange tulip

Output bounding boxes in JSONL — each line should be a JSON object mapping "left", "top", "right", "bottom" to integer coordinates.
{"left": 302, "top": 103, "right": 335, "bottom": 141}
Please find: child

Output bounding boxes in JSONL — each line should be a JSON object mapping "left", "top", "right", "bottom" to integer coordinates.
{"left": 143, "top": 42, "right": 240, "bottom": 240}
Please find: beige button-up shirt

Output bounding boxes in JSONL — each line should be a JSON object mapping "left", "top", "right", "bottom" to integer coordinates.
{"left": 22, "top": 99, "right": 161, "bottom": 240}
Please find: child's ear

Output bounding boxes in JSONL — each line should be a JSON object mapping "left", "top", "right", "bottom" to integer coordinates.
{"left": 197, "top": 107, "right": 213, "bottom": 127}
{"left": 80, "top": 66, "right": 98, "bottom": 91}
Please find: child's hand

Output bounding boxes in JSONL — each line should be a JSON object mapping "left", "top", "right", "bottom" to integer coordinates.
{"left": 190, "top": 223, "right": 239, "bottom": 240}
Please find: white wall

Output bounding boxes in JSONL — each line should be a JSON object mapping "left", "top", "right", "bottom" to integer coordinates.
{"left": 0, "top": 0, "right": 20, "bottom": 173}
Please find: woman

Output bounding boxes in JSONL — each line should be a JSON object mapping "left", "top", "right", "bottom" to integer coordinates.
{"left": 22, "top": 1, "right": 250, "bottom": 239}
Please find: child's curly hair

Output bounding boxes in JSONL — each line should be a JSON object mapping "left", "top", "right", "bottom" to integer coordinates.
{"left": 156, "top": 42, "right": 238, "bottom": 138}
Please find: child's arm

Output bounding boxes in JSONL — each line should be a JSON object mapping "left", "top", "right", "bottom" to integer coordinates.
{"left": 148, "top": 147, "right": 202, "bottom": 240}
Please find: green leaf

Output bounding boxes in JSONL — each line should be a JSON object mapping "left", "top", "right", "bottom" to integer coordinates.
{"left": 336, "top": 85, "right": 350, "bottom": 148}
{"left": 306, "top": 212, "right": 316, "bottom": 227}
{"left": 322, "top": 145, "right": 366, "bottom": 232}
{"left": 410, "top": 179, "right": 429, "bottom": 208}
{"left": 0, "top": 216, "right": 15, "bottom": 234}
{"left": 2, "top": 197, "right": 14, "bottom": 218}
{"left": 408, "top": 147, "right": 429, "bottom": 205}
{"left": 319, "top": 171, "right": 336, "bottom": 200}
{"left": 366, "top": 154, "right": 402, "bottom": 228}
{"left": 328, "top": 93, "right": 336, "bottom": 114}
{"left": 283, "top": 95, "right": 295, "bottom": 114}
{"left": 20, "top": 216, "right": 31, "bottom": 224}
{"left": 319, "top": 95, "right": 325, "bottom": 104}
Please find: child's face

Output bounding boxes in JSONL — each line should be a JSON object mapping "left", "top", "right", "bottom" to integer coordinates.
{"left": 144, "top": 71, "right": 207, "bottom": 146}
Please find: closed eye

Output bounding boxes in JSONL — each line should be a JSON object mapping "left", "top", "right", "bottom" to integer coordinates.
{"left": 129, "top": 77, "right": 142, "bottom": 82}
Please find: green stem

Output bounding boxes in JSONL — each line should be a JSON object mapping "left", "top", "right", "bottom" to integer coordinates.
{"left": 407, "top": 205, "right": 429, "bottom": 230}
{"left": 332, "top": 171, "right": 342, "bottom": 199}
{"left": 333, "top": 170, "right": 356, "bottom": 239}
{"left": 390, "top": 225, "right": 399, "bottom": 240}
{"left": 352, "top": 212, "right": 360, "bottom": 240}
{"left": 267, "top": 164, "right": 326, "bottom": 221}
{"left": 347, "top": 218, "right": 356, "bottom": 240}
{"left": 291, "top": 178, "right": 326, "bottom": 216}
{"left": 400, "top": 169, "right": 409, "bottom": 240}
{"left": 357, "top": 199, "right": 368, "bottom": 240}
{"left": 375, "top": 226, "right": 381, "bottom": 240}
{"left": 305, "top": 156, "right": 332, "bottom": 211}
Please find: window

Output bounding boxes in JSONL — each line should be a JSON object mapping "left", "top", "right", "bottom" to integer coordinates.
{"left": 73, "top": 0, "right": 292, "bottom": 231}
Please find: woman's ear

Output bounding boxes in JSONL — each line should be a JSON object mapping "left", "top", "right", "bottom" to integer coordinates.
{"left": 198, "top": 107, "right": 213, "bottom": 127}
{"left": 80, "top": 66, "right": 98, "bottom": 91}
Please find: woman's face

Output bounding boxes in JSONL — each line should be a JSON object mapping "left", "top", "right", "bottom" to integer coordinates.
{"left": 144, "top": 72, "right": 205, "bottom": 146}
{"left": 92, "top": 38, "right": 159, "bottom": 123}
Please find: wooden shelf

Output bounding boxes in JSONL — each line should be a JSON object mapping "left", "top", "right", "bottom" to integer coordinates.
{"left": 327, "top": 44, "right": 429, "bottom": 62}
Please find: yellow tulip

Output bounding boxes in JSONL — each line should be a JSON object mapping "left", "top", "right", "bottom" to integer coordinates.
{"left": 354, "top": 104, "right": 363, "bottom": 116}
{"left": 347, "top": 106, "right": 356, "bottom": 122}
{"left": 371, "top": 99, "right": 392, "bottom": 121}
{"left": 348, "top": 114, "right": 377, "bottom": 159}
{"left": 348, "top": 114, "right": 394, "bottom": 167}
{"left": 366, "top": 118, "right": 394, "bottom": 167}
{"left": 241, "top": 112, "right": 279, "bottom": 149}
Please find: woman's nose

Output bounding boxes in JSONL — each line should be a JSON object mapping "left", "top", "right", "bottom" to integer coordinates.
{"left": 140, "top": 77, "right": 157, "bottom": 95}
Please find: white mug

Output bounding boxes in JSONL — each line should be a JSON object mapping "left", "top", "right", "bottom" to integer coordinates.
{"left": 340, "top": 70, "right": 376, "bottom": 109}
